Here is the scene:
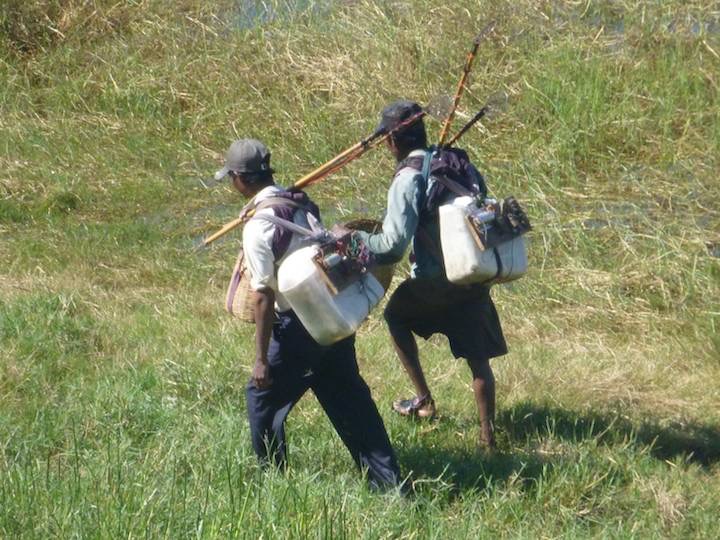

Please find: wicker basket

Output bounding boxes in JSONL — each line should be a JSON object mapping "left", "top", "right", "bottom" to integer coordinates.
{"left": 225, "top": 248, "right": 255, "bottom": 323}
{"left": 344, "top": 218, "right": 395, "bottom": 292}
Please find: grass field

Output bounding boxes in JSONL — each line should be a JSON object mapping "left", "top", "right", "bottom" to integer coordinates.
{"left": 1, "top": 0, "right": 719, "bottom": 537}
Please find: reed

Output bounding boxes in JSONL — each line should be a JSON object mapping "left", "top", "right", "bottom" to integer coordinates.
{"left": 1, "top": 0, "right": 719, "bottom": 537}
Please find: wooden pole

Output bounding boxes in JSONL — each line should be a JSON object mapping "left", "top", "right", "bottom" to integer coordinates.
{"left": 437, "top": 23, "right": 495, "bottom": 147}
{"left": 446, "top": 106, "right": 489, "bottom": 147}
{"left": 201, "top": 111, "right": 425, "bottom": 246}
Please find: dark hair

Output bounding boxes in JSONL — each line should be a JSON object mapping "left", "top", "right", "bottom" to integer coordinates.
{"left": 239, "top": 170, "right": 274, "bottom": 186}
{"left": 390, "top": 121, "right": 427, "bottom": 153}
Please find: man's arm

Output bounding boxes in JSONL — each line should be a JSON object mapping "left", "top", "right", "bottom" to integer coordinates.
{"left": 356, "top": 171, "right": 422, "bottom": 264}
{"left": 251, "top": 287, "right": 275, "bottom": 389}
{"left": 242, "top": 218, "right": 278, "bottom": 389}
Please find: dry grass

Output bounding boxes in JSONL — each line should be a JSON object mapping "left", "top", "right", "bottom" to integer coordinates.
{"left": 1, "top": 0, "right": 719, "bottom": 537}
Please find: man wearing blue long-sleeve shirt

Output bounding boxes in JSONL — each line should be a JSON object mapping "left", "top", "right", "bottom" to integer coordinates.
{"left": 355, "top": 101, "right": 507, "bottom": 449}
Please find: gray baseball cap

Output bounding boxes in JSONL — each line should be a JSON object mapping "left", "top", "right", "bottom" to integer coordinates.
{"left": 214, "top": 138, "right": 274, "bottom": 181}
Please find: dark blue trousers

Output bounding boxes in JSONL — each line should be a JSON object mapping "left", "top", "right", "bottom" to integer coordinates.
{"left": 245, "top": 311, "right": 401, "bottom": 490}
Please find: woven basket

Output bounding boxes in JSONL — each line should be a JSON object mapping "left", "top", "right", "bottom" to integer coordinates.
{"left": 225, "top": 248, "right": 255, "bottom": 323}
{"left": 344, "top": 218, "right": 395, "bottom": 292}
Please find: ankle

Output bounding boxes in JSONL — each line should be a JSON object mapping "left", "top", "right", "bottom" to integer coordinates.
{"left": 480, "top": 420, "right": 495, "bottom": 445}
{"left": 415, "top": 393, "right": 432, "bottom": 405}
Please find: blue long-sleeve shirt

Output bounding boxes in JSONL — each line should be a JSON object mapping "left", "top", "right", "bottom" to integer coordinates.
{"left": 356, "top": 149, "right": 445, "bottom": 279}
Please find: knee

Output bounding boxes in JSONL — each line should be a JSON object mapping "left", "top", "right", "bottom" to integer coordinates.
{"left": 245, "top": 386, "right": 262, "bottom": 418}
{"left": 467, "top": 356, "right": 493, "bottom": 380}
{"left": 246, "top": 389, "right": 273, "bottom": 430}
{"left": 270, "top": 415, "right": 285, "bottom": 436}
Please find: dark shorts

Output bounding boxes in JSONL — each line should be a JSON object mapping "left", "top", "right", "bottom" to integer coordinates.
{"left": 384, "top": 277, "right": 508, "bottom": 360}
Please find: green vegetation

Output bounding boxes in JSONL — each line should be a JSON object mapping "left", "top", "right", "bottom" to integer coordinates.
{"left": 1, "top": 0, "right": 719, "bottom": 537}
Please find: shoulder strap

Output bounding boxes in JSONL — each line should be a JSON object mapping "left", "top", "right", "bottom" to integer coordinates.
{"left": 415, "top": 223, "right": 444, "bottom": 265}
{"left": 250, "top": 192, "right": 324, "bottom": 260}
{"left": 413, "top": 151, "right": 445, "bottom": 266}
{"left": 250, "top": 195, "right": 319, "bottom": 237}
{"left": 254, "top": 196, "right": 308, "bottom": 212}
{"left": 395, "top": 154, "right": 425, "bottom": 175}
{"left": 434, "top": 174, "right": 475, "bottom": 198}
{"left": 420, "top": 150, "right": 432, "bottom": 185}
{"left": 252, "top": 212, "right": 315, "bottom": 238}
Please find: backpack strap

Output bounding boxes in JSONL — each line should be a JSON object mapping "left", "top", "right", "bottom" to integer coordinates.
{"left": 254, "top": 196, "right": 308, "bottom": 212}
{"left": 413, "top": 151, "right": 445, "bottom": 267}
{"left": 252, "top": 196, "right": 324, "bottom": 236}
{"left": 250, "top": 194, "right": 322, "bottom": 259}
{"left": 420, "top": 149, "right": 433, "bottom": 186}
{"left": 414, "top": 222, "right": 444, "bottom": 265}
{"left": 252, "top": 212, "right": 315, "bottom": 238}
{"left": 433, "top": 173, "right": 475, "bottom": 198}
{"left": 395, "top": 155, "right": 425, "bottom": 175}
{"left": 417, "top": 149, "right": 476, "bottom": 198}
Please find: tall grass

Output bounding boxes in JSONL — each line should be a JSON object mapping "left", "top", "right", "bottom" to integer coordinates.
{"left": 1, "top": 0, "right": 719, "bottom": 537}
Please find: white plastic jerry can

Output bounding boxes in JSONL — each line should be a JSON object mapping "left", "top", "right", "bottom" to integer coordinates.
{"left": 277, "top": 245, "right": 385, "bottom": 346}
{"left": 439, "top": 196, "right": 528, "bottom": 285}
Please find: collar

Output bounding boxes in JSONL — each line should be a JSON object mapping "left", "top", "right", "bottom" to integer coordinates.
{"left": 395, "top": 148, "right": 429, "bottom": 175}
{"left": 252, "top": 184, "right": 283, "bottom": 203}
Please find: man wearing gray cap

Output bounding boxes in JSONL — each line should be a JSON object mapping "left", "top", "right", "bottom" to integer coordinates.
{"left": 215, "top": 138, "right": 401, "bottom": 490}
{"left": 353, "top": 102, "right": 508, "bottom": 450}
{"left": 214, "top": 138, "right": 275, "bottom": 182}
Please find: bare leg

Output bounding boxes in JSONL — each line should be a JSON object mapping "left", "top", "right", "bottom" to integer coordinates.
{"left": 388, "top": 323, "right": 431, "bottom": 399}
{"left": 467, "top": 356, "right": 496, "bottom": 449}
{"left": 383, "top": 280, "right": 435, "bottom": 416}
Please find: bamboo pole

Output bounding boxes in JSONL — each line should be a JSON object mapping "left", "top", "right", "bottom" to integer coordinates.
{"left": 446, "top": 106, "right": 489, "bottom": 147}
{"left": 201, "top": 111, "right": 425, "bottom": 246}
{"left": 437, "top": 22, "right": 495, "bottom": 147}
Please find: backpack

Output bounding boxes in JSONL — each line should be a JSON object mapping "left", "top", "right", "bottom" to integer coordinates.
{"left": 225, "top": 189, "right": 320, "bottom": 322}
{"left": 260, "top": 189, "right": 320, "bottom": 260}
{"left": 397, "top": 146, "right": 487, "bottom": 224}
{"left": 400, "top": 147, "right": 531, "bottom": 285}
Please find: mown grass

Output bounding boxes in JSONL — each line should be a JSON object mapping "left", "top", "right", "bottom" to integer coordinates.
{"left": 1, "top": 0, "right": 719, "bottom": 537}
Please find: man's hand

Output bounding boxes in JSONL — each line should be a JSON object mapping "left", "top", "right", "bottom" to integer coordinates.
{"left": 252, "top": 359, "right": 272, "bottom": 389}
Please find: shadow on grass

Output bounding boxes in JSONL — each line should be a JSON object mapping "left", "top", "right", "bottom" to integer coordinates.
{"left": 397, "top": 400, "right": 720, "bottom": 496}
{"left": 499, "top": 401, "right": 720, "bottom": 467}
{"left": 399, "top": 443, "right": 550, "bottom": 495}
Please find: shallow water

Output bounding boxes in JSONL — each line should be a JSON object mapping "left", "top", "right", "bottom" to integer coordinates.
{"left": 229, "top": 0, "right": 338, "bottom": 30}
{"left": 546, "top": 1, "right": 720, "bottom": 39}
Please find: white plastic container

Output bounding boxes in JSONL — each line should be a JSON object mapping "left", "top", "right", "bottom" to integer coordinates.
{"left": 277, "top": 245, "right": 385, "bottom": 345}
{"left": 439, "top": 196, "right": 528, "bottom": 285}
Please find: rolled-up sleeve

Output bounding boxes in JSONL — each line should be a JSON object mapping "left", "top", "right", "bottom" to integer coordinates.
{"left": 357, "top": 169, "right": 423, "bottom": 265}
{"left": 242, "top": 218, "right": 277, "bottom": 292}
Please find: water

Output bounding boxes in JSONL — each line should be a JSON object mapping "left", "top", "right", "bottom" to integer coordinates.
{"left": 668, "top": 17, "right": 720, "bottom": 37}
{"left": 581, "top": 218, "right": 610, "bottom": 231}
{"left": 708, "top": 243, "right": 720, "bottom": 259}
{"left": 544, "top": 1, "right": 720, "bottom": 40}
{"left": 229, "top": 0, "right": 338, "bottom": 30}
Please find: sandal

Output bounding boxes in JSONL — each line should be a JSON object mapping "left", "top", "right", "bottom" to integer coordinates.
{"left": 392, "top": 394, "right": 437, "bottom": 418}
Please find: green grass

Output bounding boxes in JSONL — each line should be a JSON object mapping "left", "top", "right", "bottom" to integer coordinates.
{"left": 1, "top": 0, "right": 719, "bottom": 537}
